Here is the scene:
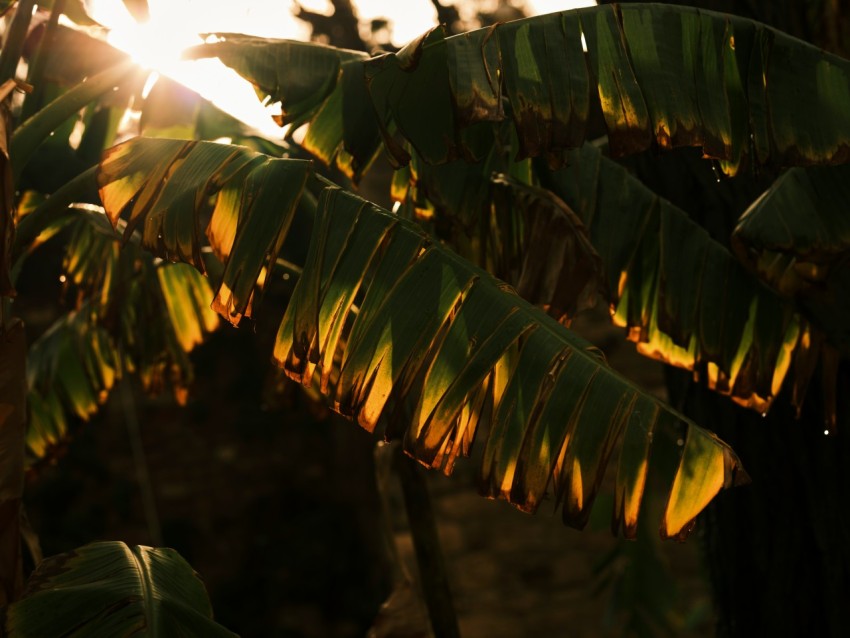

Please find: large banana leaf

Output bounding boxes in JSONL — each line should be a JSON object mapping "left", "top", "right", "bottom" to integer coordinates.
{"left": 190, "top": 4, "right": 850, "bottom": 176}
{"left": 4, "top": 541, "right": 235, "bottom": 636}
{"left": 28, "top": 24, "right": 131, "bottom": 88}
{"left": 732, "top": 164, "right": 850, "bottom": 356}
{"left": 95, "top": 136, "right": 745, "bottom": 539}
{"left": 184, "top": 6, "right": 847, "bottom": 420}
{"left": 542, "top": 143, "right": 813, "bottom": 415}
{"left": 389, "top": 137, "right": 818, "bottom": 416}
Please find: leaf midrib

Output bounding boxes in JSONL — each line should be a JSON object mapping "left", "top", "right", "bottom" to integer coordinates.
{"left": 128, "top": 546, "right": 158, "bottom": 632}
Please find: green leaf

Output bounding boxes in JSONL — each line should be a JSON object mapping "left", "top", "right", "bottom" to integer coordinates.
{"left": 186, "top": 34, "right": 367, "bottom": 129}
{"left": 98, "top": 138, "right": 309, "bottom": 322}
{"left": 11, "top": 59, "right": 140, "bottom": 181}
{"left": 733, "top": 165, "right": 850, "bottom": 356}
{"left": 198, "top": 5, "right": 850, "bottom": 175}
{"left": 28, "top": 24, "right": 131, "bottom": 87}
{"left": 95, "top": 137, "right": 746, "bottom": 539}
{"left": 543, "top": 142, "right": 808, "bottom": 414}
{"left": 24, "top": 211, "right": 219, "bottom": 463}
{"left": 185, "top": 35, "right": 379, "bottom": 180}
{"left": 26, "top": 307, "right": 120, "bottom": 459}
{"left": 5, "top": 541, "right": 235, "bottom": 637}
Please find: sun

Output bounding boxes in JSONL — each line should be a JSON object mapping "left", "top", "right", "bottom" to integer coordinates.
{"left": 86, "top": 0, "right": 310, "bottom": 138}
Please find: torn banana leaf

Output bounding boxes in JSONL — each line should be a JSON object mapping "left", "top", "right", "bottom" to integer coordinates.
{"left": 185, "top": 35, "right": 379, "bottom": 181}
{"left": 193, "top": 4, "right": 850, "bottom": 176}
{"left": 4, "top": 541, "right": 235, "bottom": 637}
{"left": 96, "top": 136, "right": 746, "bottom": 539}
{"left": 366, "top": 4, "right": 850, "bottom": 173}
{"left": 396, "top": 139, "right": 815, "bottom": 416}
{"left": 24, "top": 211, "right": 218, "bottom": 465}
{"left": 733, "top": 165, "right": 850, "bottom": 357}
{"left": 544, "top": 142, "right": 810, "bottom": 414}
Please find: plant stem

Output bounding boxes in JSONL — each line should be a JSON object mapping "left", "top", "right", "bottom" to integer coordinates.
{"left": 119, "top": 379, "right": 163, "bottom": 547}
{"left": 393, "top": 445, "right": 461, "bottom": 638}
{"left": 0, "top": 0, "right": 37, "bottom": 84}
{"left": 373, "top": 441, "right": 408, "bottom": 584}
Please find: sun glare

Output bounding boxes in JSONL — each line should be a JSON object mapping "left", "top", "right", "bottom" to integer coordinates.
{"left": 87, "top": 0, "right": 311, "bottom": 138}
{"left": 85, "top": 0, "right": 596, "bottom": 139}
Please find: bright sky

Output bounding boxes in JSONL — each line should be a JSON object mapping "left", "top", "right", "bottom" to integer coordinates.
{"left": 87, "top": 0, "right": 596, "bottom": 137}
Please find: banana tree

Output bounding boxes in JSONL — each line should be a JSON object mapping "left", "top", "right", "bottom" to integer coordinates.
{"left": 2, "top": 0, "right": 745, "bottom": 634}
{"left": 179, "top": 2, "right": 850, "bottom": 635}
{"left": 3, "top": 0, "right": 847, "bottom": 636}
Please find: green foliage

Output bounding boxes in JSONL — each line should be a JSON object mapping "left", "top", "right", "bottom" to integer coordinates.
{"left": 3, "top": 2, "right": 850, "bottom": 635}
{"left": 5, "top": 541, "right": 234, "bottom": 636}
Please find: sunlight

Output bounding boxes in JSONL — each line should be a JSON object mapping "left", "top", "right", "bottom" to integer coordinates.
{"left": 85, "top": 0, "right": 597, "bottom": 138}
{"left": 95, "top": 5, "right": 194, "bottom": 71}
{"left": 88, "top": 0, "right": 310, "bottom": 137}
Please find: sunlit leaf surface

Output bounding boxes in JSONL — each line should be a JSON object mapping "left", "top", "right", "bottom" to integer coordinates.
{"left": 25, "top": 211, "right": 219, "bottom": 464}
{"left": 185, "top": 35, "right": 378, "bottom": 181}
{"left": 543, "top": 143, "right": 811, "bottom": 414}
{"left": 5, "top": 541, "right": 235, "bottom": 636}
{"left": 121, "top": 0, "right": 150, "bottom": 23}
{"left": 193, "top": 4, "right": 850, "bottom": 176}
{"left": 185, "top": 5, "right": 846, "bottom": 420}
{"left": 95, "top": 137, "right": 746, "bottom": 538}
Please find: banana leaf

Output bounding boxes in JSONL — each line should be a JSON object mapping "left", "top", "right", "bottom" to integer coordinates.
{"left": 542, "top": 142, "right": 814, "bottom": 415}
{"left": 24, "top": 210, "right": 219, "bottom": 464}
{"left": 733, "top": 165, "right": 850, "bottom": 357}
{"left": 4, "top": 541, "right": 235, "bottom": 636}
{"left": 191, "top": 4, "right": 850, "bottom": 177}
{"left": 95, "top": 136, "right": 746, "bottom": 539}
